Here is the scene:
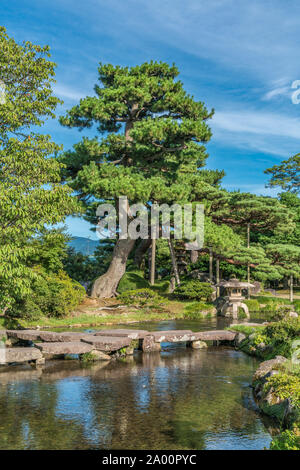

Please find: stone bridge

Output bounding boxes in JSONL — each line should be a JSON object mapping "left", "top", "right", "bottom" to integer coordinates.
{"left": 0, "top": 328, "right": 238, "bottom": 367}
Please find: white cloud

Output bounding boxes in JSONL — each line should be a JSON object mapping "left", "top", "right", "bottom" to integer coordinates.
{"left": 213, "top": 110, "right": 300, "bottom": 139}
{"left": 211, "top": 109, "right": 300, "bottom": 157}
{"left": 54, "top": 84, "right": 87, "bottom": 102}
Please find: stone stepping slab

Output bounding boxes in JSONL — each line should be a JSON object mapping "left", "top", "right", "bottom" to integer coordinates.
{"left": 38, "top": 331, "right": 95, "bottom": 342}
{"left": 81, "top": 336, "right": 132, "bottom": 352}
{"left": 94, "top": 329, "right": 149, "bottom": 339}
{"left": 149, "top": 330, "right": 195, "bottom": 343}
{"left": 193, "top": 330, "right": 236, "bottom": 341}
{"left": 35, "top": 341, "right": 94, "bottom": 355}
{"left": 7, "top": 330, "right": 43, "bottom": 341}
{"left": 0, "top": 347, "right": 43, "bottom": 365}
{"left": 6, "top": 330, "right": 95, "bottom": 343}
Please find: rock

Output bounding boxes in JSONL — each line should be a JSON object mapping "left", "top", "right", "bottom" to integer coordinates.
{"left": 234, "top": 332, "right": 247, "bottom": 347}
{"left": 81, "top": 335, "right": 132, "bottom": 352}
{"left": 250, "top": 281, "right": 261, "bottom": 295}
{"left": 190, "top": 340, "right": 208, "bottom": 349}
{"left": 289, "top": 311, "right": 298, "bottom": 318}
{"left": 194, "top": 330, "right": 236, "bottom": 342}
{"left": 80, "top": 350, "right": 111, "bottom": 361}
{"left": 0, "top": 347, "right": 43, "bottom": 365}
{"left": 94, "top": 329, "right": 149, "bottom": 339}
{"left": 35, "top": 341, "right": 94, "bottom": 356}
{"left": 142, "top": 335, "right": 161, "bottom": 352}
{"left": 150, "top": 330, "right": 194, "bottom": 343}
{"left": 253, "top": 356, "right": 287, "bottom": 383}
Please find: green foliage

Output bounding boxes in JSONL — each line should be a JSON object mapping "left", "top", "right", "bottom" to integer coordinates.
{"left": 0, "top": 28, "right": 76, "bottom": 314}
{"left": 117, "top": 270, "right": 150, "bottom": 293}
{"left": 13, "top": 270, "right": 85, "bottom": 319}
{"left": 264, "top": 373, "right": 300, "bottom": 409}
{"left": 265, "top": 153, "right": 300, "bottom": 193}
{"left": 184, "top": 301, "right": 215, "bottom": 319}
{"left": 228, "top": 324, "right": 265, "bottom": 336}
{"left": 173, "top": 280, "right": 213, "bottom": 301}
{"left": 270, "top": 428, "right": 300, "bottom": 450}
{"left": 243, "top": 319, "right": 300, "bottom": 359}
{"left": 63, "top": 247, "right": 99, "bottom": 284}
{"left": 244, "top": 299, "right": 260, "bottom": 312}
{"left": 118, "top": 288, "right": 164, "bottom": 308}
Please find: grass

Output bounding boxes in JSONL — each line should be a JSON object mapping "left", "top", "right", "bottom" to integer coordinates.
{"left": 0, "top": 298, "right": 201, "bottom": 329}
{"left": 226, "top": 324, "right": 265, "bottom": 336}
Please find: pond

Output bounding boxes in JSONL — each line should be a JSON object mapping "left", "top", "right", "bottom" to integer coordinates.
{"left": 0, "top": 318, "right": 273, "bottom": 450}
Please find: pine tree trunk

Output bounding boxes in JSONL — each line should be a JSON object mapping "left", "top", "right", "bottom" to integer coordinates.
{"left": 209, "top": 247, "right": 213, "bottom": 282}
{"left": 216, "top": 258, "right": 220, "bottom": 297}
{"left": 290, "top": 274, "right": 294, "bottom": 303}
{"left": 134, "top": 238, "right": 152, "bottom": 268}
{"left": 168, "top": 238, "right": 180, "bottom": 286}
{"left": 150, "top": 238, "right": 156, "bottom": 285}
{"left": 190, "top": 250, "right": 199, "bottom": 264}
{"left": 91, "top": 238, "right": 136, "bottom": 298}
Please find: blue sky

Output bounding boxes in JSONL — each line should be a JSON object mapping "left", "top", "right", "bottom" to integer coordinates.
{"left": 2, "top": 0, "right": 300, "bottom": 239}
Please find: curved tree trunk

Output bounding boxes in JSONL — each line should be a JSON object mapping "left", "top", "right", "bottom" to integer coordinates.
{"left": 91, "top": 238, "right": 136, "bottom": 298}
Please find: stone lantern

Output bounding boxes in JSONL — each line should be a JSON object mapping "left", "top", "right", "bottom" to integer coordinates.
{"left": 216, "top": 278, "right": 254, "bottom": 319}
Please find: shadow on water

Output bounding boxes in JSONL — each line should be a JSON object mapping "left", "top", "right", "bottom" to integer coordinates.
{"left": 0, "top": 320, "right": 273, "bottom": 450}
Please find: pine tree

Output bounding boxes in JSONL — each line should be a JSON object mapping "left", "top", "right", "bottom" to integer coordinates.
{"left": 265, "top": 154, "right": 300, "bottom": 193}
{"left": 60, "top": 61, "right": 213, "bottom": 297}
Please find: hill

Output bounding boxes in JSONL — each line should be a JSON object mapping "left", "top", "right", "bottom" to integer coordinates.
{"left": 68, "top": 236, "right": 100, "bottom": 255}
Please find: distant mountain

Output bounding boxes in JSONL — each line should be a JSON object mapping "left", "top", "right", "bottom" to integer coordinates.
{"left": 68, "top": 236, "right": 100, "bottom": 256}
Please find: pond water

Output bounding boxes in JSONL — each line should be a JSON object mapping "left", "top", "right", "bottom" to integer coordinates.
{"left": 0, "top": 318, "right": 273, "bottom": 450}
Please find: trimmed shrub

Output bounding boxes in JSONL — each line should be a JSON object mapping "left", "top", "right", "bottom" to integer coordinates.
{"left": 118, "top": 288, "right": 164, "bottom": 308}
{"left": 117, "top": 270, "right": 149, "bottom": 293}
{"left": 173, "top": 280, "right": 213, "bottom": 301}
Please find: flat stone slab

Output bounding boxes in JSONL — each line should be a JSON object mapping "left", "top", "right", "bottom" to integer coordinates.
{"left": 38, "top": 331, "right": 94, "bottom": 342}
{"left": 6, "top": 330, "right": 42, "bottom": 341}
{"left": 94, "top": 329, "right": 149, "bottom": 339}
{"left": 0, "top": 347, "right": 43, "bottom": 365}
{"left": 81, "top": 336, "right": 132, "bottom": 352}
{"left": 150, "top": 330, "right": 195, "bottom": 343}
{"left": 35, "top": 341, "right": 94, "bottom": 355}
{"left": 193, "top": 330, "right": 236, "bottom": 342}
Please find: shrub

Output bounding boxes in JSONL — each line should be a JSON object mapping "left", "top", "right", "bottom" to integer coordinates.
{"left": 264, "top": 372, "right": 300, "bottom": 409}
{"left": 118, "top": 288, "right": 164, "bottom": 308}
{"left": 293, "top": 300, "right": 300, "bottom": 313}
{"left": 244, "top": 299, "right": 260, "bottom": 312}
{"left": 270, "top": 428, "right": 300, "bottom": 450}
{"left": 173, "top": 280, "right": 213, "bottom": 301}
{"left": 117, "top": 270, "right": 149, "bottom": 293}
{"left": 13, "top": 270, "right": 86, "bottom": 319}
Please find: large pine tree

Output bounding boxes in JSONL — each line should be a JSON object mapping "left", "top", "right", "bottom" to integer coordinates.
{"left": 60, "top": 62, "right": 213, "bottom": 297}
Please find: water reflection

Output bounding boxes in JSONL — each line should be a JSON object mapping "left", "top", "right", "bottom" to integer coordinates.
{"left": 0, "top": 342, "right": 272, "bottom": 450}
